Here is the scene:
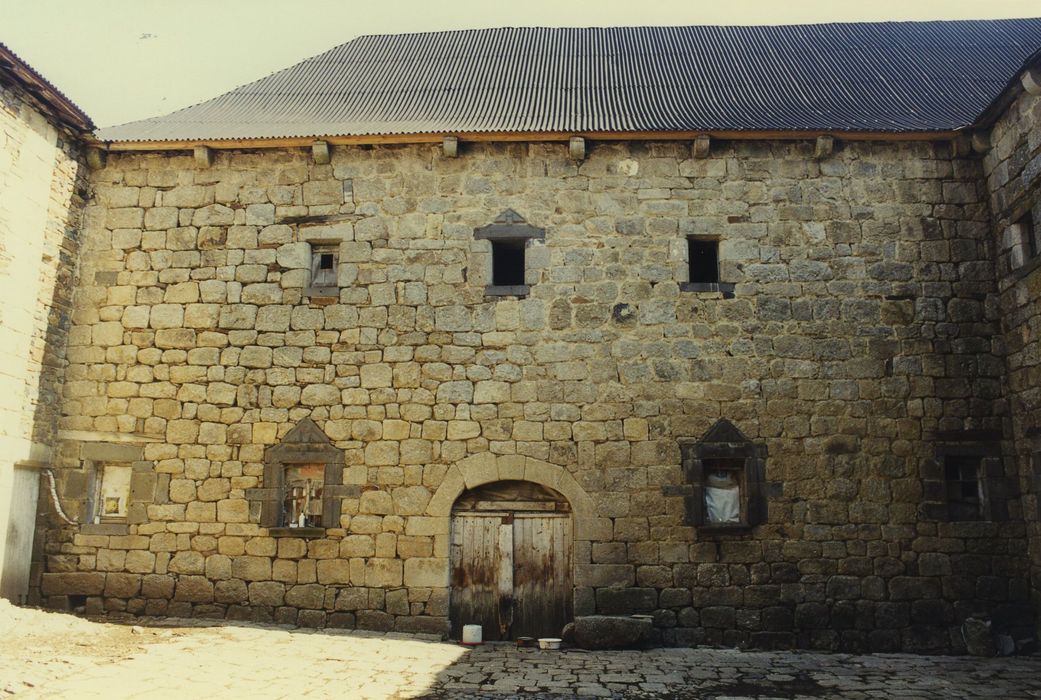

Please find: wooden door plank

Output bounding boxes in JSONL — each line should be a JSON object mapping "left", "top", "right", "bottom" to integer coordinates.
{"left": 511, "top": 514, "right": 573, "bottom": 639}
{"left": 449, "top": 515, "right": 505, "bottom": 641}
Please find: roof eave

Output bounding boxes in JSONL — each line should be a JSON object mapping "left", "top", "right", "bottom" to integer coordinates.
{"left": 969, "top": 47, "right": 1041, "bottom": 130}
{"left": 0, "top": 43, "right": 95, "bottom": 134}
{"left": 102, "top": 128, "right": 964, "bottom": 152}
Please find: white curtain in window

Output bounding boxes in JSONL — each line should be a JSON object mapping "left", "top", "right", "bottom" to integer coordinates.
{"left": 704, "top": 470, "right": 740, "bottom": 523}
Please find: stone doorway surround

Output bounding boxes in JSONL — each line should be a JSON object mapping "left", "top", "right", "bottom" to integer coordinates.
{"left": 422, "top": 454, "right": 602, "bottom": 608}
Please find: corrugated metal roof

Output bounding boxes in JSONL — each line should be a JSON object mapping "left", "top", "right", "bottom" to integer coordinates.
{"left": 98, "top": 19, "right": 1041, "bottom": 143}
{"left": 0, "top": 42, "right": 95, "bottom": 133}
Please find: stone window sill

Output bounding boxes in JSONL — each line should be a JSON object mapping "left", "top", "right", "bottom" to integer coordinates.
{"left": 304, "top": 286, "right": 339, "bottom": 299}
{"left": 80, "top": 523, "right": 129, "bottom": 536}
{"left": 1011, "top": 254, "right": 1041, "bottom": 281}
{"left": 698, "top": 522, "right": 755, "bottom": 534}
{"left": 680, "top": 282, "right": 736, "bottom": 298}
{"left": 485, "top": 284, "right": 530, "bottom": 297}
{"left": 268, "top": 526, "right": 326, "bottom": 539}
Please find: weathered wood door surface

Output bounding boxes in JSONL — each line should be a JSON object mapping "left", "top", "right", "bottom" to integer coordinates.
{"left": 449, "top": 512, "right": 572, "bottom": 641}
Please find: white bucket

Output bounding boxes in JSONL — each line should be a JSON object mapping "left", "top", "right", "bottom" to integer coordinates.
{"left": 462, "top": 624, "right": 483, "bottom": 645}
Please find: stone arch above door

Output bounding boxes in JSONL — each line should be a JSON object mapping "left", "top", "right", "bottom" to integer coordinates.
{"left": 426, "top": 453, "right": 600, "bottom": 539}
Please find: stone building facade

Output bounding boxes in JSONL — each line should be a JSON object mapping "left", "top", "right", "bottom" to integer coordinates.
{"left": 12, "top": 23, "right": 1041, "bottom": 653}
{"left": 0, "top": 44, "right": 91, "bottom": 601}
{"left": 984, "top": 80, "right": 1041, "bottom": 632}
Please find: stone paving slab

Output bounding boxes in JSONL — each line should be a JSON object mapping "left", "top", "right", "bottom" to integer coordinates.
{"left": 2, "top": 616, "right": 1041, "bottom": 699}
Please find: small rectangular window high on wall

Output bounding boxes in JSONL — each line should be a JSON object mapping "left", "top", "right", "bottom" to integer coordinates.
{"left": 944, "top": 455, "right": 983, "bottom": 521}
{"left": 1018, "top": 212, "right": 1038, "bottom": 259}
{"left": 687, "top": 238, "right": 719, "bottom": 284}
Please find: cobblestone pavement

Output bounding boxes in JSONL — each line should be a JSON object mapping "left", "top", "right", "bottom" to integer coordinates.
{"left": 2, "top": 610, "right": 1041, "bottom": 699}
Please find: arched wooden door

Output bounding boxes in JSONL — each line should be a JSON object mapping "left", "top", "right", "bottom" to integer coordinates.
{"left": 449, "top": 481, "right": 573, "bottom": 641}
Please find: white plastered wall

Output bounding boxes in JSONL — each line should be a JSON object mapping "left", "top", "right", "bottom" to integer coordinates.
{"left": 0, "top": 92, "right": 60, "bottom": 601}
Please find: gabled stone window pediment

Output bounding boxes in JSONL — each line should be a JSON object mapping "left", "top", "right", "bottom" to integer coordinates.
{"left": 473, "top": 209, "right": 545, "bottom": 297}
{"left": 246, "top": 417, "right": 357, "bottom": 535}
{"left": 664, "top": 419, "right": 768, "bottom": 530}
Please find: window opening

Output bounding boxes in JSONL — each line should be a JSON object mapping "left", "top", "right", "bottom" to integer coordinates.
{"left": 688, "top": 238, "right": 719, "bottom": 284}
{"left": 944, "top": 455, "right": 983, "bottom": 521}
{"left": 310, "top": 246, "right": 339, "bottom": 288}
{"left": 492, "top": 239, "right": 526, "bottom": 286}
{"left": 95, "top": 464, "right": 132, "bottom": 522}
{"left": 1018, "top": 212, "right": 1038, "bottom": 258}
{"left": 282, "top": 463, "right": 324, "bottom": 528}
{"left": 703, "top": 458, "right": 744, "bottom": 524}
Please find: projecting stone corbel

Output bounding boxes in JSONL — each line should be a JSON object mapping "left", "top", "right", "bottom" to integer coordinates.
{"left": 442, "top": 136, "right": 459, "bottom": 158}
{"left": 692, "top": 134, "right": 711, "bottom": 158}
{"left": 86, "top": 148, "right": 106, "bottom": 169}
{"left": 193, "top": 145, "right": 213, "bottom": 167}
{"left": 971, "top": 131, "right": 991, "bottom": 154}
{"left": 1022, "top": 68, "right": 1041, "bottom": 96}
{"left": 814, "top": 135, "right": 834, "bottom": 159}
{"left": 569, "top": 136, "right": 586, "bottom": 162}
{"left": 312, "top": 141, "right": 330, "bottom": 164}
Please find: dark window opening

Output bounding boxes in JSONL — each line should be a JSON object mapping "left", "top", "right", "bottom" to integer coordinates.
{"left": 688, "top": 238, "right": 719, "bottom": 283}
{"left": 945, "top": 455, "right": 983, "bottom": 521}
{"left": 492, "top": 239, "right": 526, "bottom": 286}
{"left": 1018, "top": 212, "right": 1038, "bottom": 258}
{"left": 310, "top": 246, "right": 338, "bottom": 289}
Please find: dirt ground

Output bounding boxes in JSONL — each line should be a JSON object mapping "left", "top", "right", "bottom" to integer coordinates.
{"left": 0, "top": 600, "right": 179, "bottom": 695}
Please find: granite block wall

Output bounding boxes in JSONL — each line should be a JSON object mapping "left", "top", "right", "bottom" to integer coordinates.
{"left": 37, "top": 136, "right": 1033, "bottom": 652}
{"left": 983, "top": 83, "right": 1041, "bottom": 634}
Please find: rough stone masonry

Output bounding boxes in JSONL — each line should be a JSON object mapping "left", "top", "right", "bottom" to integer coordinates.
{"left": 32, "top": 121, "right": 1039, "bottom": 653}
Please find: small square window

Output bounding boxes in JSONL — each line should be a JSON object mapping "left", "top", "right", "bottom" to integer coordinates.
{"left": 95, "top": 464, "right": 132, "bottom": 521}
{"left": 944, "top": 455, "right": 983, "bottom": 521}
{"left": 688, "top": 238, "right": 719, "bottom": 284}
{"left": 309, "top": 246, "right": 339, "bottom": 290}
{"left": 491, "top": 239, "right": 526, "bottom": 286}
{"left": 282, "top": 463, "right": 324, "bottom": 528}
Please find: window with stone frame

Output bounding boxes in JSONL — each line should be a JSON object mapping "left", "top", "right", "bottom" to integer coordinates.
{"left": 246, "top": 417, "right": 357, "bottom": 536}
{"left": 665, "top": 419, "right": 768, "bottom": 530}
{"left": 75, "top": 443, "right": 163, "bottom": 535}
{"left": 474, "top": 209, "right": 544, "bottom": 297}
{"left": 94, "top": 463, "right": 133, "bottom": 521}
{"left": 922, "top": 440, "right": 1016, "bottom": 522}
{"left": 305, "top": 244, "right": 340, "bottom": 297}
{"left": 1007, "top": 206, "right": 1040, "bottom": 272}
{"left": 680, "top": 236, "right": 735, "bottom": 296}
{"left": 944, "top": 455, "right": 984, "bottom": 521}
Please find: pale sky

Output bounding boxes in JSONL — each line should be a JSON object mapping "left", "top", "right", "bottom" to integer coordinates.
{"left": 5, "top": 0, "right": 1041, "bottom": 128}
